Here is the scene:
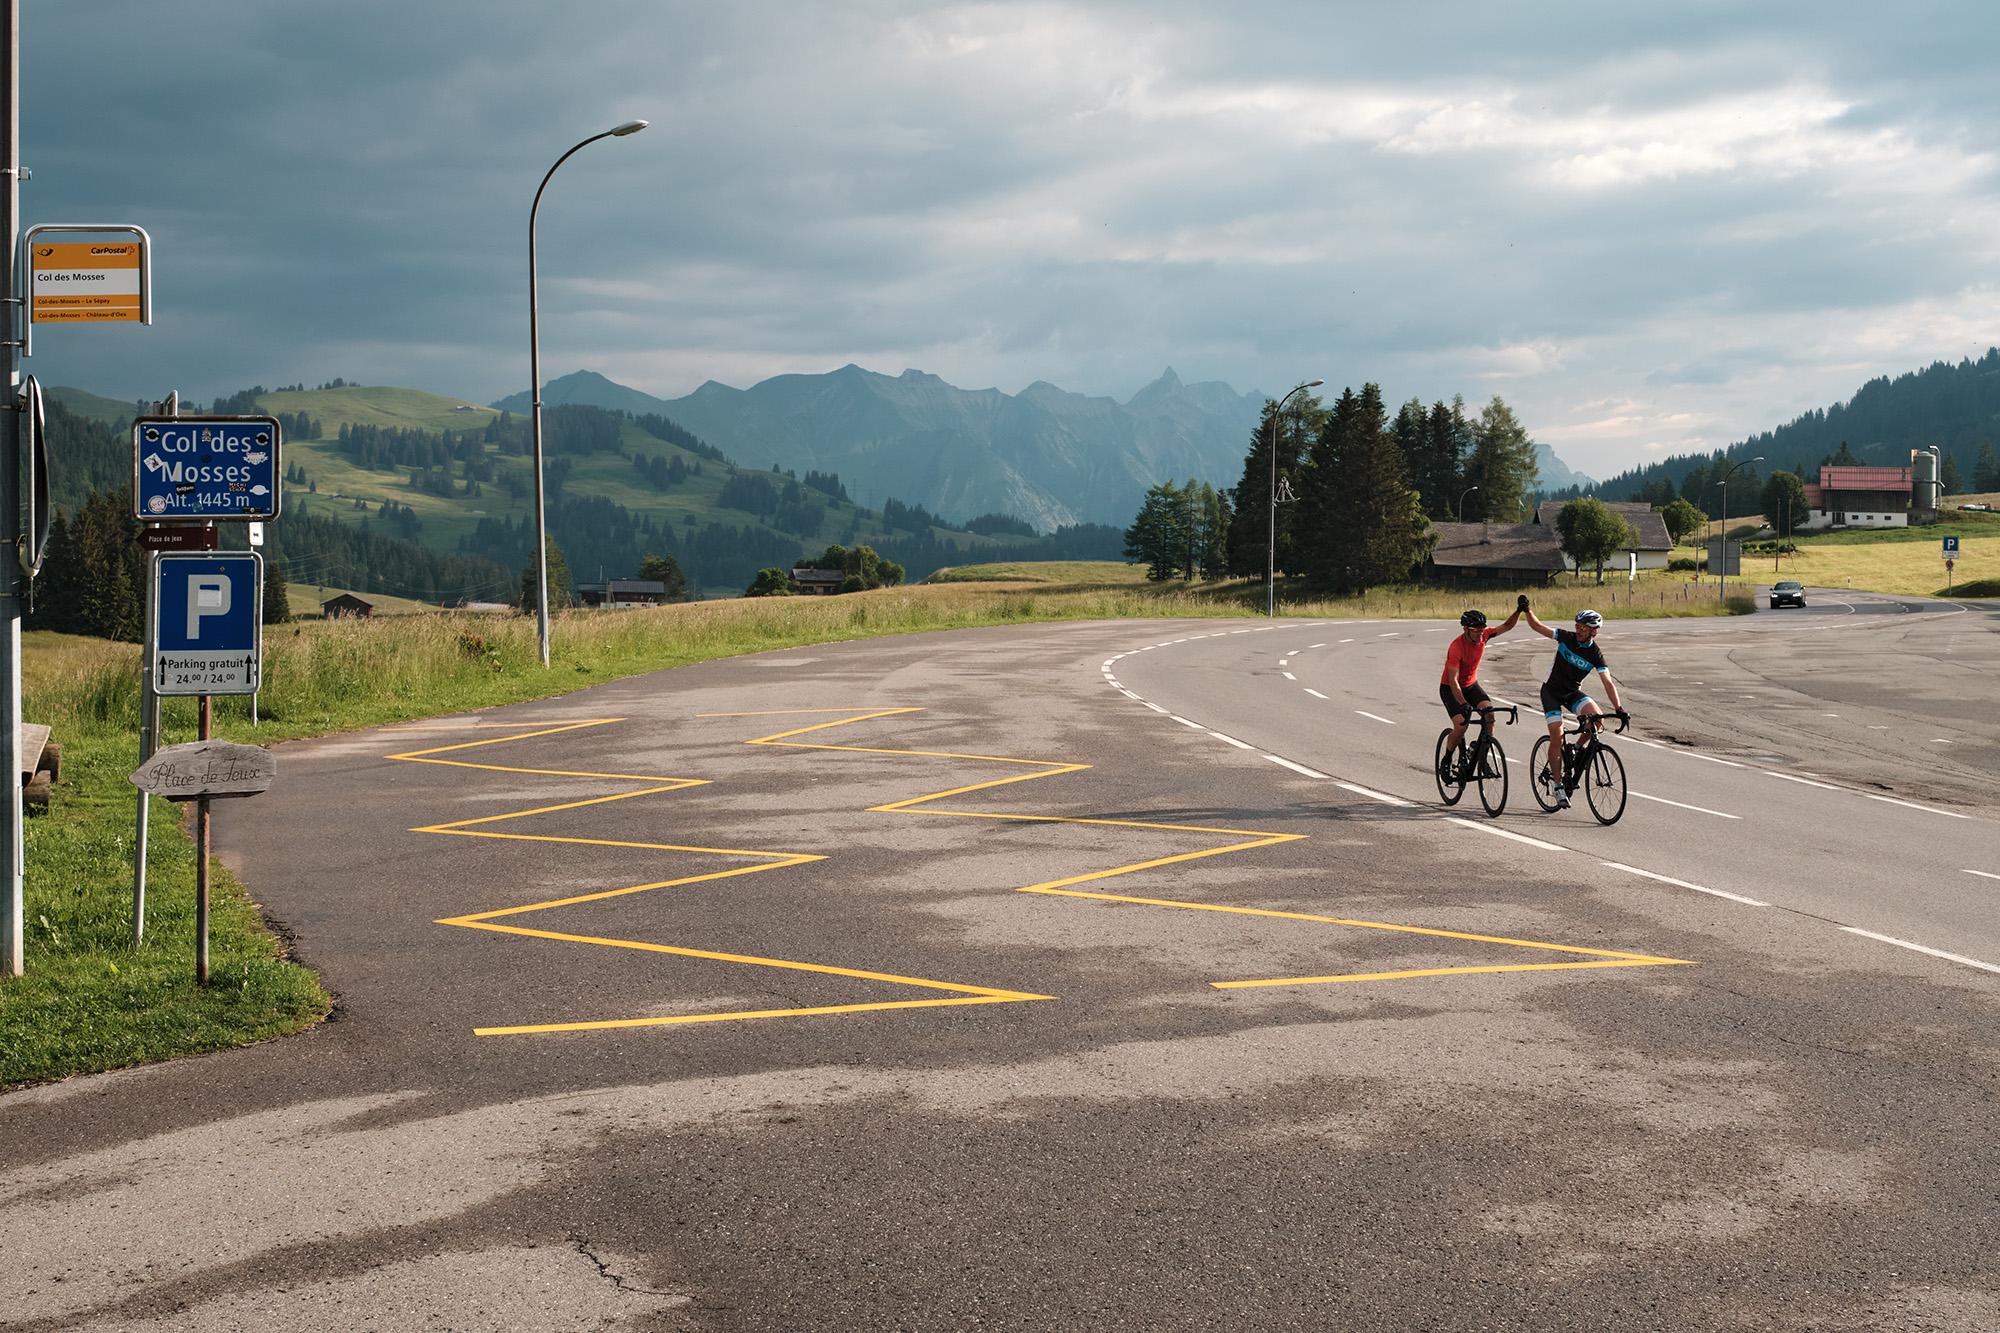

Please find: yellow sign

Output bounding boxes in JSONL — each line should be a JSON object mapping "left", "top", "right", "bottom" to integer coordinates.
{"left": 31, "top": 242, "right": 143, "bottom": 322}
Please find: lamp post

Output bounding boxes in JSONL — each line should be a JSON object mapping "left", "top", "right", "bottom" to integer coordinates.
{"left": 1456, "top": 484, "right": 1480, "bottom": 522}
{"left": 528, "top": 118, "right": 648, "bottom": 667}
{"left": 1267, "top": 378, "right": 1323, "bottom": 616}
{"left": 1714, "top": 455, "right": 1763, "bottom": 604}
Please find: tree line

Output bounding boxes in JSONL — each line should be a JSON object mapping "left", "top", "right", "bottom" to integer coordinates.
{"left": 1125, "top": 386, "right": 1539, "bottom": 591}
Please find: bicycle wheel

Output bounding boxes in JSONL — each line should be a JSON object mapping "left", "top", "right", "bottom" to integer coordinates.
{"left": 1528, "top": 735, "right": 1560, "bottom": 812}
{"left": 1475, "top": 735, "right": 1509, "bottom": 817}
{"left": 1584, "top": 744, "right": 1628, "bottom": 825}
{"left": 1434, "top": 729, "right": 1465, "bottom": 805}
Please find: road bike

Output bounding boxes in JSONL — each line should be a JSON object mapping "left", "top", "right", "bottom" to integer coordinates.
{"left": 1434, "top": 703, "right": 1517, "bottom": 817}
{"left": 1530, "top": 710, "right": 1629, "bottom": 825}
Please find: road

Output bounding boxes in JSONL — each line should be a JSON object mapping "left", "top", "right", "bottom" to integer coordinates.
{"left": 3, "top": 589, "right": 1997, "bottom": 1331}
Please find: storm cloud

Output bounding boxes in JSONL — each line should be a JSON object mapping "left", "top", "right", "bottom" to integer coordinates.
{"left": 21, "top": 1, "right": 2000, "bottom": 477}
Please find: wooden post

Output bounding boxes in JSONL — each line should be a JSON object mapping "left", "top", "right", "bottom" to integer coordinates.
{"left": 196, "top": 692, "right": 209, "bottom": 985}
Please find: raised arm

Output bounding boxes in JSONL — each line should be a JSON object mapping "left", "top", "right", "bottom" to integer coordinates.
{"left": 1491, "top": 606, "right": 1523, "bottom": 637}
{"left": 1520, "top": 596, "right": 1554, "bottom": 640}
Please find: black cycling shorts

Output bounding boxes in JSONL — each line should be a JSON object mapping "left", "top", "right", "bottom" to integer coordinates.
{"left": 1439, "top": 681, "right": 1492, "bottom": 721}
{"left": 1539, "top": 681, "right": 1595, "bottom": 721}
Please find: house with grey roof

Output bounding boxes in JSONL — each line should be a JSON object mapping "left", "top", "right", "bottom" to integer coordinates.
{"left": 1425, "top": 521, "right": 1566, "bottom": 584}
{"left": 1536, "top": 500, "right": 1674, "bottom": 571}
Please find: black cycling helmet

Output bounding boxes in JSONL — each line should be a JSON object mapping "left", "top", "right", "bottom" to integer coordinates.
{"left": 1574, "top": 608, "right": 1603, "bottom": 627}
{"left": 1459, "top": 609, "right": 1487, "bottom": 629}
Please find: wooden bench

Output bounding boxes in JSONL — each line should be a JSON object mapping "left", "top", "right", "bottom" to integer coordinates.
{"left": 21, "top": 723, "right": 58, "bottom": 812}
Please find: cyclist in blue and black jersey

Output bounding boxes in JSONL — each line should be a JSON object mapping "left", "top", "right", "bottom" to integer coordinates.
{"left": 1520, "top": 601, "right": 1626, "bottom": 809}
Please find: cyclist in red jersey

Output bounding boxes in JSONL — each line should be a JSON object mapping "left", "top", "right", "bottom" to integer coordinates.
{"left": 1438, "top": 601, "right": 1524, "bottom": 780}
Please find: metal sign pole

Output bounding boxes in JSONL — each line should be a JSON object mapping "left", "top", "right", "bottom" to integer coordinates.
{"left": 195, "top": 693, "right": 209, "bottom": 985}
{"left": 1, "top": 0, "right": 22, "bottom": 978}
{"left": 133, "top": 553, "right": 158, "bottom": 942}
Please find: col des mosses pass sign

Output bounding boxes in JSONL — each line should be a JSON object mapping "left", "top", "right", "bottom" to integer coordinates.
{"left": 132, "top": 416, "right": 281, "bottom": 522}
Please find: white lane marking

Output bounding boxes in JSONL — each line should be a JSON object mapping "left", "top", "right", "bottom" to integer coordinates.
{"left": 1282, "top": 672, "right": 1297, "bottom": 680}
{"left": 1265, "top": 754, "right": 1330, "bottom": 779}
{"left": 1601, "top": 860, "right": 1768, "bottom": 906}
{"left": 1278, "top": 659, "right": 1290, "bottom": 667}
{"left": 1354, "top": 711, "right": 1397, "bottom": 726}
{"left": 1425, "top": 627, "right": 1450, "bottom": 633}
{"left": 1964, "top": 869, "right": 2000, "bottom": 882}
{"left": 1853, "top": 790, "right": 1970, "bottom": 819}
{"left": 1117, "top": 688, "right": 1139, "bottom": 700}
{"left": 1170, "top": 715, "right": 1205, "bottom": 729}
{"left": 1210, "top": 731, "right": 1254, "bottom": 750}
{"left": 1308, "top": 643, "right": 1327, "bottom": 649}
{"left": 1338, "top": 638, "right": 1355, "bottom": 644}
{"left": 1622, "top": 737, "right": 1745, "bottom": 769}
{"left": 1839, "top": 927, "right": 2000, "bottom": 978}
{"left": 1304, "top": 688, "right": 1329, "bottom": 700}
{"left": 1628, "top": 791, "right": 1741, "bottom": 820}
{"left": 1867, "top": 724, "right": 1889, "bottom": 730}
{"left": 1377, "top": 632, "right": 1400, "bottom": 638}
{"left": 1446, "top": 818, "right": 1564, "bottom": 852}
{"left": 1931, "top": 738, "right": 1952, "bottom": 744}
{"left": 1230, "top": 629, "right": 1252, "bottom": 635}
{"left": 1335, "top": 780, "right": 1414, "bottom": 808}
{"left": 1141, "top": 701, "right": 1166, "bottom": 713}
{"left": 1766, "top": 771, "right": 1844, "bottom": 792}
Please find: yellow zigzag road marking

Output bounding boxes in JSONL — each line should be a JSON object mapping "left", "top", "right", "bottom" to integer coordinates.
{"left": 391, "top": 720, "right": 1049, "bottom": 1036}
{"left": 717, "top": 708, "right": 1692, "bottom": 988}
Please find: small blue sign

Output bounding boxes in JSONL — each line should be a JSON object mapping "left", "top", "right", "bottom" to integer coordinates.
{"left": 1944, "top": 535, "right": 1960, "bottom": 555}
{"left": 132, "top": 416, "right": 281, "bottom": 522}
{"left": 149, "top": 553, "right": 262, "bottom": 695}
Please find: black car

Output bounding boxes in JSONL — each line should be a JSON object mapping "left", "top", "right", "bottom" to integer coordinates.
{"left": 1769, "top": 579, "right": 1807, "bottom": 609}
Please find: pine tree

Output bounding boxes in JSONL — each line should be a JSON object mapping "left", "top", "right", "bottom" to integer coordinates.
{"left": 1124, "top": 482, "right": 1191, "bottom": 581}
{"left": 1975, "top": 440, "right": 2000, "bottom": 493}
{"left": 1198, "top": 482, "right": 1229, "bottom": 578}
{"left": 1465, "top": 397, "right": 1539, "bottom": 523}
{"left": 262, "top": 559, "right": 292, "bottom": 624}
{"left": 1417, "top": 399, "right": 1469, "bottom": 519}
{"left": 1225, "top": 391, "right": 1327, "bottom": 577}
{"left": 518, "top": 536, "right": 573, "bottom": 610}
{"left": 1940, "top": 451, "right": 1963, "bottom": 496}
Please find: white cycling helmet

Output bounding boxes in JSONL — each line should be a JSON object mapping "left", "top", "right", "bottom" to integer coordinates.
{"left": 1574, "top": 609, "right": 1603, "bottom": 627}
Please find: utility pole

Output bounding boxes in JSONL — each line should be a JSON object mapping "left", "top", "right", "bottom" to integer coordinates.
{"left": 2, "top": 0, "right": 23, "bottom": 977}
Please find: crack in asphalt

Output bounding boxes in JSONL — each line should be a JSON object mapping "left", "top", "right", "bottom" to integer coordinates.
{"left": 569, "top": 1236, "right": 694, "bottom": 1304}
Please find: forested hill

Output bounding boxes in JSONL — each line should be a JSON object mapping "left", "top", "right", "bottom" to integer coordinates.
{"left": 37, "top": 384, "right": 1124, "bottom": 604}
{"left": 1590, "top": 347, "right": 2000, "bottom": 507}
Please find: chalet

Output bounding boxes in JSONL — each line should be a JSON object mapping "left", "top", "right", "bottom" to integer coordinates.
{"left": 575, "top": 579, "right": 669, "bottom": 607}
{"left": 1425, "top": 521, "right": 1566, "bottom": 584}
{"left": 1536, "top": 500, "right": 1674, "bottom": 571}
{"left": 321, "top": 593, "right": 374, "bottom": 619}
{"left": 1801, "top": 465, "right": 1913, "bottom": 530}
{"left": 789, "top": 567, "right": 847, "bottom": 595}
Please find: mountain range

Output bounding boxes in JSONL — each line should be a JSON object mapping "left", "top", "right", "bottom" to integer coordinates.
{"left": 497, "top": 367, "right": 1594, "bottom": 532}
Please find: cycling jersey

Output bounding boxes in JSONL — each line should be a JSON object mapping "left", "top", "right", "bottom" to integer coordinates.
{"left": 1440, "top": 628, "right": 1500, "bottom": 687}
{"left": 1543, "top": 628, "right": 1606, "bottom": 695}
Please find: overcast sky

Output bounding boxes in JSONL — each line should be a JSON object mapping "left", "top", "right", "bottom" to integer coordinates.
{"left": 22, "top": 1, "right": 2000, "bottom": 477}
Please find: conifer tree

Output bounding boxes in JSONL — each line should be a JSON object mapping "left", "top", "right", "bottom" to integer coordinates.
{"left": 1465, "top": 397, "right": 1539, "bottom": 523}
{"left": 1225, "top": 391, "right": 1327, "bottom": 577}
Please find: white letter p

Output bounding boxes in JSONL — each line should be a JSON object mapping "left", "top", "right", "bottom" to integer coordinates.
{"left": 188, "top": 576, "right": 231, "bottom": 640}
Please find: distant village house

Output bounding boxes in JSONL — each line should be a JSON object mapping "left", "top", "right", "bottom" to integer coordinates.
{"left": 321, "top": 593, "right": 374, "bottom": 619}
{"left": 574, "top": 579, "right": 670, "bottom": 607}
{"left": 789, "top": 567, "right": 847, "bottom": 595}
{"left": 1425, "top": 521, "right": 1566, "bottom": 584}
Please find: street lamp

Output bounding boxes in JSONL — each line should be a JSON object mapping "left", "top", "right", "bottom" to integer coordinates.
{"left": 1267, "top": 378, "right": 1323, "bottom": 616}
{"left": 1456, "top": 484, "right": 1480, "bottom": 522}
{"left": 1713, "top": 455, "right": 1763, "bottom": 604}
{"left": 528, "top": 118, "right": 649, "bottom": 667}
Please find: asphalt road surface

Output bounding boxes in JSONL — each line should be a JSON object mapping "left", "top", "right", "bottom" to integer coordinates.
{"left": 4, "top": 587, "right": 1997, "bottom": 1331}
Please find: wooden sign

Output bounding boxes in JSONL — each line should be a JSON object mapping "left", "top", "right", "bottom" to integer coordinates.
{"left": 129, "top": 740, "right": 275, "bottom": 801}
{"left": 137, "top": 525, "right": 219, "bottom": 552}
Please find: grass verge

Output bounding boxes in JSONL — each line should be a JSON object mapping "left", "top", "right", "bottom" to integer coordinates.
{"left": 2, "top": 573, "right": 1741, "bottom": 1088}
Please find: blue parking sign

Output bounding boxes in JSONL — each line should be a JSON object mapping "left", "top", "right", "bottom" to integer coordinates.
{"left": 1944, "top": 535, "right": 1960, "bottom": 555}
{"left": 149, "top": 553, "right": 263, "bottom": 695}
{"left": 132, "top": 416, "right": 281, "bottom": 521}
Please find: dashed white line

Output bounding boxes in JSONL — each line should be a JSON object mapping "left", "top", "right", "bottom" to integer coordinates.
{"left": 1446, "top": 818, "right": 1564, "bottom": 852}
{"left": 1839, "top": 927, "right": 2000, "bottom": 977}
{"left": 1601, "top": 860, "right": 1768, "bottom": 906}
{"left": 1335, "top": 780, "right": 1414, "bottom": 808}
{"left": 1338, "top": 638, "right": 1355, "bottom": 644}
{"left": 1278, "top": 659, "right": 1290, "bottom": 667}
{"left": 1304, "top": 688, "right": 1329, "bottom": 700}
{"left": 1210, "top": 731, "right": 1254, "bottom": 750}
{"left": 1765, "top": 771, "right": 1844, "bottom": 792}
{"left": 1307, "top": 643, "right": 1327, "bottom": 649}
{"left": 1170, "top": 715, "right": 1205, "bottom": 729}
{"left": 1853, "top": 790, "right": 1969, "bottom": 819}
{"left": 1140, "top": 701, "right": 1166, "bottom": 713}
{"left": 1622, "top": 737, "right": 1745, "bottom": 769}
{"left": 1354, "top": 710, "right": 1396, "bottom": 726}
{"left": 1627, "top": 791, "right": 1741, "bottom": 820}
{"left": 1962, "top": 869, "right": 2000, "bottom": 883}
{"left": 1377, "top": 632, "right": 1400, "bottom": 638}
{"left": 1264, "top": 754, "right": 1329, "bottom": 779}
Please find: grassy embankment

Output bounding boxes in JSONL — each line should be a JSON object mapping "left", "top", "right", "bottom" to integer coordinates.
{"left": 1692, "top": 505, "right": 2000, "bottom": 598}
{"left": 1, "top": 573, "right": 1743, "bottom": 1088}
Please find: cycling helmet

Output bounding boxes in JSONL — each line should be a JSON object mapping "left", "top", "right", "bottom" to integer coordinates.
{"left": 1574, "top": 609, "right": 1603, "bottom": 627}
{"left": 1459, "top": 609, "right": 1488, "bottom": 629}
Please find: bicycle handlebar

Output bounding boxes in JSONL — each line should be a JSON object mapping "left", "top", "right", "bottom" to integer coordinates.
{"left": 1573, "top": 710, "right": 1629, "bottom": 735}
